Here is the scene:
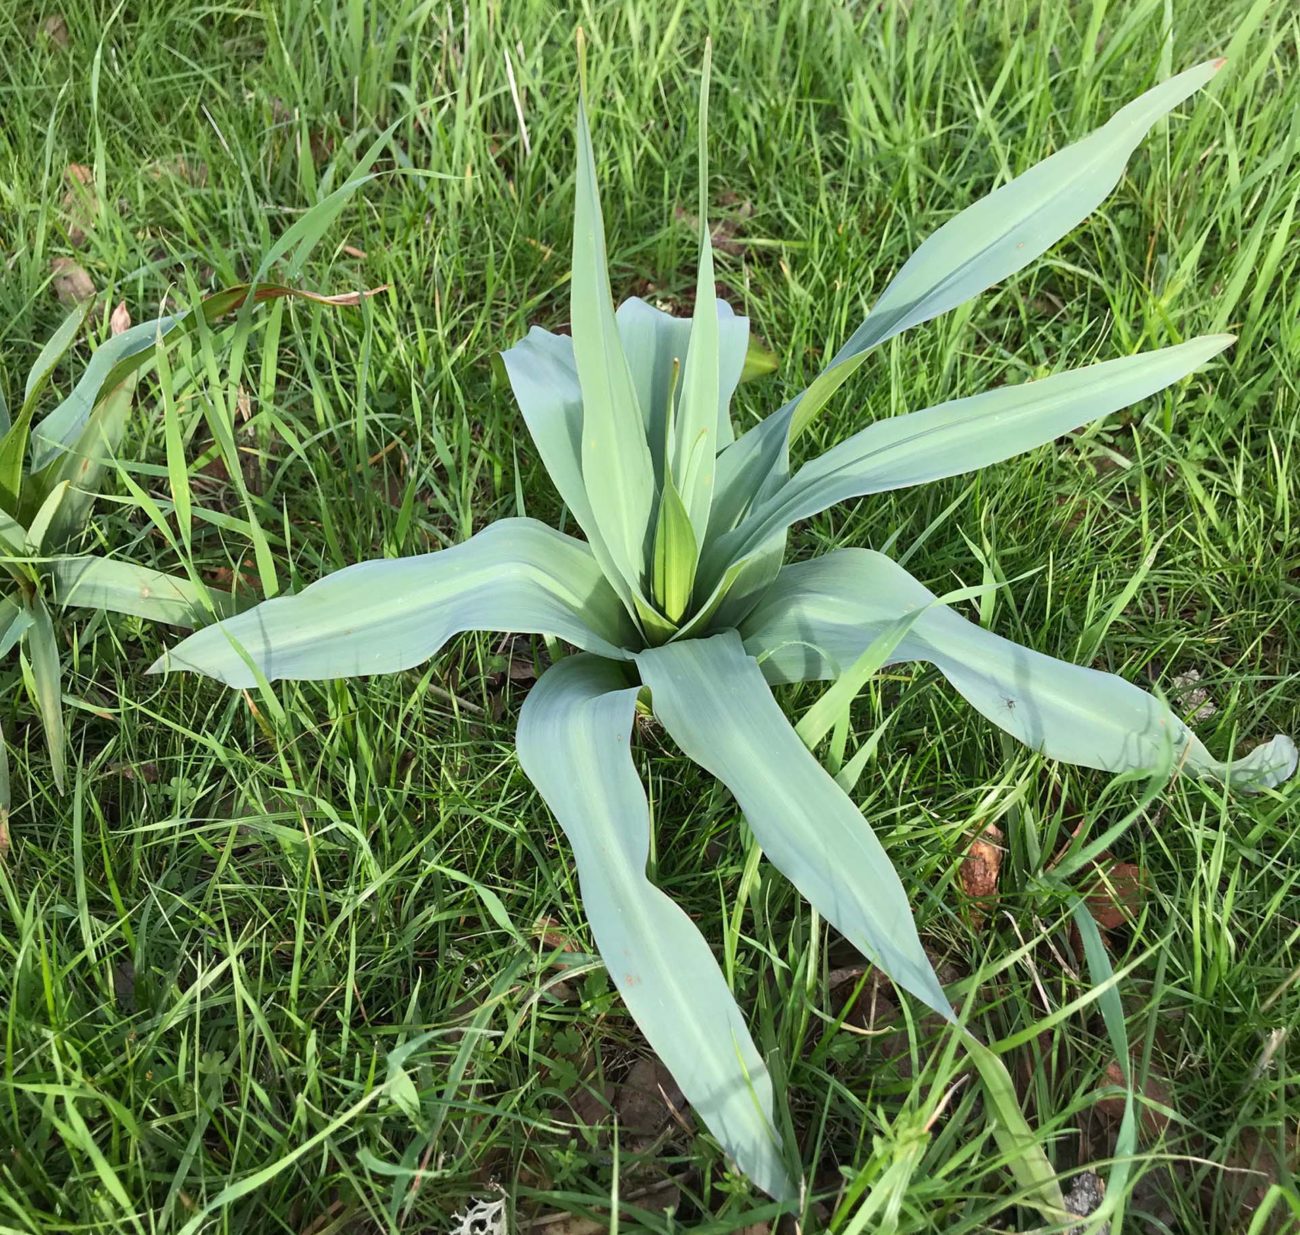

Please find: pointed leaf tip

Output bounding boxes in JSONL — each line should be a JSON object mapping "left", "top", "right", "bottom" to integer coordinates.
{"left": 575, "top": 26, "right": 588, "bottom": 95}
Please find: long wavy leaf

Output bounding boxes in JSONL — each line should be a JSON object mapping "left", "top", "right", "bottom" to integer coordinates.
{"left": 151, "top": 519, "right": 637, "bottom": 686}
{"left": 635, "top": 630, "right": 952, "bottom": 1018}
{"left": 517, "top": 654, "right": 793, "bottom": 1200}
{"left": 711, "top": 60, "right": 1223, "bottom": 524}
{"left": 709, "top": 337, "right": 1232, "bottom": 574}
{"left": 742, "top": 549, "right": 1296, "bottom": 791}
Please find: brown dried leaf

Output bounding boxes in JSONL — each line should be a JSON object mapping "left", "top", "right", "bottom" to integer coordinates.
{"left": 50, "top": 256, "right": 95, "bottom": 307}
{"left": 0, "top": 809, "right": 10, "bottom": 862}
{"left": 1095, "top": 1059, "right": 1173, "bottom": 1143}
{"left": 615, "top": 1057, "right": 686, "bottom": 1146}
{"left": 1085, "top": 860, "right": 1145, "bottom": 932}
{"left": 39, "top": 14, "right": 69, "bottom": 46}
{"left": 203, "top": 564, "right": 259, "bottom": 594}
{"left": 960, "top": 823, "right": 1004, "bottom": 926}
{"left": 61, "top": 163, "right": 96, "bottom": 246}
{"left": 109, "top": 301, "right": 130, "bottom": 335}
{"left": 532, "top": 916, "right": 577, "bottom": 954}
{"left": 961, "top": 823, "right": 1003, "bottom": 899}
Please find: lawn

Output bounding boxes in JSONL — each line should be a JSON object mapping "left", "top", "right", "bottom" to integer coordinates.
{"left": 1, "top": 0, "right": 1298, "bottom": 1231}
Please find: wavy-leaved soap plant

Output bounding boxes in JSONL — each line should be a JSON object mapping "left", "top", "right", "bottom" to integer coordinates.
{"left": 155, "top": 50, "right": 1296, "bottom": 1198}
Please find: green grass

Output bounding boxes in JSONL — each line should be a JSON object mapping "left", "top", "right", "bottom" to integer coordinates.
{"left": 2, "top": 0, "right": 1298, "bottom": 1230}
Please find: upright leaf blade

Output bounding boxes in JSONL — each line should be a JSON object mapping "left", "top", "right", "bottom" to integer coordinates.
{"left": 152, "top": 519, "right": 638, "bottom": 687}
{"left": 635, "top": 630, "right": 953, "bottom": 1019}
{"left": 517, "top": 654, "right": 793, "bottom": 1201}
{"left": 670, "top": 40, "right": 720, "bottom": 540}
{"left": 570, "top": 79, "right": 656, "bottom": 598}
{"left": 651, "top": 475, "right": 698, "bottom": 623}
{"left": 616, "top": 297, "right": 750, "bottom": 480}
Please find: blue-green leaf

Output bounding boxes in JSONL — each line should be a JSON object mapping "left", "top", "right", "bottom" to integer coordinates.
{"left": 670, "top": 39, "right": 720, "bottom": 541}
{"left": 709, "top": 337, "right": 1232, "bottom": 575}
{"left": 570, "top": 89, "right": 656, "bottom": 597}
{"left": 517, "top": 654, "right": 793, "bottom": 1200}
{"left": 712, "top": 60, "right": 1224, "bottom": 517}
{"left": 742, "top": 549, "right": 1297, "bottom": 791}
{"left": 635, "top": 630, "right": 952, "bottom": 1019}
{"left": 50, "top": 556, "right": 235, "bottom": 627}
{"left": 827, "top": 62, "right": 1224, "bottom": 374}
{"left": 151, "top": 519, "right": 638, "bottom": 686}
{"left": 617, "top": 297, "right": 750, "bottom": 475}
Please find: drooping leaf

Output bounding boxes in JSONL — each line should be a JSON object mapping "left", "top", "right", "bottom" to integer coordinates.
{"left": 22, "top": 297, "right": 94, "bottom": 412}
{"left": 50, "top": 556, "right": 235, "bottom": 627}
{"left": 30, "top": 283, "right": 383, "bottom": 472}
{"left": 741, "top": 549, "right": 1297, "bottom": 791}
{"left": 0, "top": 597, "right": 33, "bottom": 659}
{"left": 152, "top": 519, "right": 638, "bottom": 686}
{"left": 516, "top": 653, "right": 794, "bottom": 1201}
{"left": 708, "top": 337, "right": 1232, "bottom": 577}
{"left": 569, "top": 81, "right": 657, "bottom": 600}
{"left": 635, "top": 629, "right": 952, "bottom": 1018}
